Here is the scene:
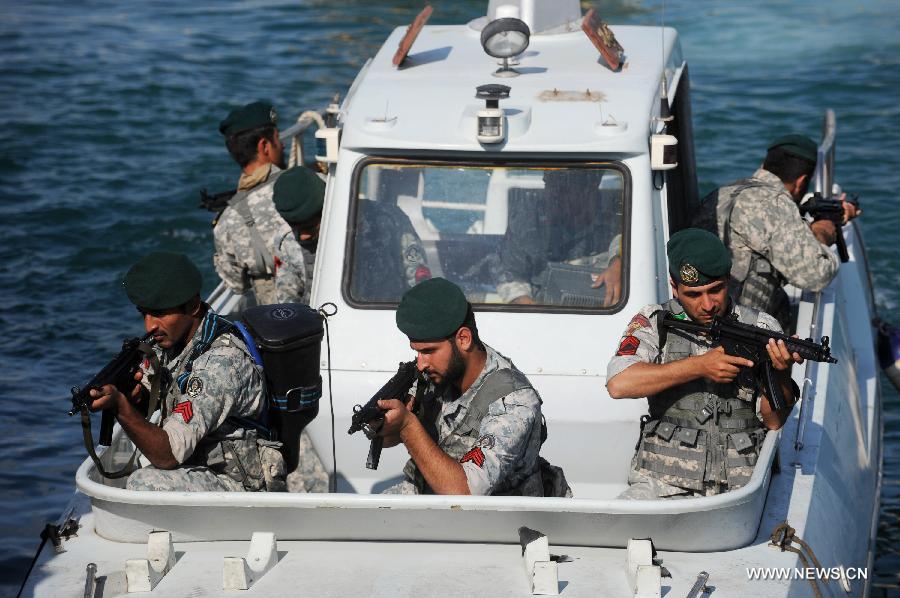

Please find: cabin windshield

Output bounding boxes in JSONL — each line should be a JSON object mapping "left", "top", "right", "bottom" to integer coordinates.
{"left": 346, "top": 160, "right": 629, "bottom": 310}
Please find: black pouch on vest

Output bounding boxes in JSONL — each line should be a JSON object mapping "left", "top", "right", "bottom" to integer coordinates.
{"left": 655, "top": 422, "right": 676, "bottom": 441}
{"left": 729, "top": 432, "right": 754, "bottom": 453}
{"left": 242, "top": 303, "right": 324, "bottom": 473}
{"left": 675, "top": 427, "right": 699, "bottom": 447}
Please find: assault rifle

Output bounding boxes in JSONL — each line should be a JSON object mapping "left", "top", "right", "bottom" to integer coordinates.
{"left": 348, "top": 360, "right": 422, "bottom": 470}
{"left": 199, "top": 187, "right": 236, "bottom": 215}
{"left": 660, "top": 313, "right": 837, "bottom": 411}
{"left": 69, "top": 333, "right": 154, "bottom": 446}
{"left": 800, "top": 192, "right": 860, "bottom": 263}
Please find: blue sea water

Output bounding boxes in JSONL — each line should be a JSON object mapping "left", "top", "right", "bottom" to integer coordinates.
{"left": 0, "top": 0, "right": 898, "bottom": 594}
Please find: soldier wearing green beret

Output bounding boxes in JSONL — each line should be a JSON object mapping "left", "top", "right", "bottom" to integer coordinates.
{"left": 271, "top": 166, "right": 326, "bottom": 304}
{"left": 378, "top": 278, "right": 571, "bottom": 497}
{"left": 606, "top": 229, "right": 803, "bottom": 499}
{"left": 89, "top": 251, "right": 286, "bottom": 492}
{"left": 213, "top": 101, "right": 293, "bottom": 305}
{"left": 692, "top": 134, "right": 860, "bottom": 329}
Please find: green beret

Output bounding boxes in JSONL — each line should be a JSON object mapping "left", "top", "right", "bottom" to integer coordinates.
{"left": 273, "top": 167, "right": 326, "bottom": 223}
{"left": 767, "top": 134, "right": 817, "bottom": 163}
{"left": 123, "top": 251, "right": 202, "bottom": 310}
{"left": 219, "top": 101, "right": 278, "bottom": 137}
{"left": 666, "top": 228, "right": 732, "bottom": 287}
{"left": 396, "top": 278, "right": 469, "bottom": 341}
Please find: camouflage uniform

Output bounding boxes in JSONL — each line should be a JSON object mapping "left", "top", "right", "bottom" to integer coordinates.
{"left": 213, "top": 164, "right": 291, "bottom": 305}
{"left": 350, "top": 200, "right": 430, "bottom": 302}
{"left": 608, "top": 299, "right": 780, "bottom": 499}
{"left": 383, "top": 345, "right": 567, "bottom": 497}
{"left": 286, "top": 429, "right": 330, "bottom": 493}
{"left": 273, "top": 231, "right": 316, "bottom": 304}
{"left": 127, "top": 309, "right": 285, "bottom": 492}
{"left": 494, "top": 188, "right": 621, "bottom": 303}
{"left": 693, "top": 168, "right": 839, "bottom": 325}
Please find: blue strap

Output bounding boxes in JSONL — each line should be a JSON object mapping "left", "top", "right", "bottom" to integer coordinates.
{"left": 176, "top": 312, "right": 236, "bottom": 394}
{"left": 232, "top": 321, "right": 265, "bottom": 368}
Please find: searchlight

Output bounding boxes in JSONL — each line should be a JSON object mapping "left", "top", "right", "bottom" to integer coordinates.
{"left": 480, "top": 17, "right": 530, "bottom": 78}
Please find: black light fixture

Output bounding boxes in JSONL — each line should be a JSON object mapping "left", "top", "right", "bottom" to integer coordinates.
{"left": 480, "top": 17, "right": 530, "bottom": 78}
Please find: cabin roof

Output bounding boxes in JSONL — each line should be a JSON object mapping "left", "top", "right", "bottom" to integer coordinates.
{"left": 341, "top": 24, "right": 683, "bottom": 155}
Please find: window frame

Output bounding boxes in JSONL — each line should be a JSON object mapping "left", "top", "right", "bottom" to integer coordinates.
{"left": 342, "top": 156, "right": 633, "bottom": 315}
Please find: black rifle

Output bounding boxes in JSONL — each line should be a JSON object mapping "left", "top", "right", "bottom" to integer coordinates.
{"left": 348, "top": 360, "right": 422, "bottom": 470}
{"left": 69, "top": 333, "right": 154, "bottom": 446}
{"left": 199, "top": 188, "right": 236, "bottom": 215}
{"left": 800, "top": 192, "right": 860, "bottom": 263}
{"left": 660, "top": 312, "right": 837, "bottom": 411}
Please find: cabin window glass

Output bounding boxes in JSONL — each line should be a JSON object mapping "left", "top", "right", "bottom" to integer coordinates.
{"left": 348, "top": 161, "right": 629, "bottom": 311}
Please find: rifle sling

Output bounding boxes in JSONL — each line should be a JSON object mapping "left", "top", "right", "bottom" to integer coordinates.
{"left": 81, "top": 343, "right": 162, "bottom": 479}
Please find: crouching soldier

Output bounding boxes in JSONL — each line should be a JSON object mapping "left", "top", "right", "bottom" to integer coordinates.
{"left": 89, "top": 251, "right": 286, "bottom": 492}
{"left": 272, "top": 165, "right": 326, "bottom": 305}
{"left": 607, "top": 229, "right": 802, "bottom": 499}
{"left": 379, "top": 278, "right": 571, "bottom": 497}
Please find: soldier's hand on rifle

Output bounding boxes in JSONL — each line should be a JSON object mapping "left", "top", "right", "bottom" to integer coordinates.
{"left": 591, "top": 255, "right": 622, "bottom": 305}
{"left": 696, "top": 346, "right": 755, "bottom": 384}
{"left": 376, "top": 398, "right": 417, "bottom": 440}
{"left": 88, "top": 371, "right": 143, "bottom": 412}
{"left": 839, "top": 192, "right": 861, "bottom": 223}
{"left": 766, "top": 337, "right": 804, "bottom": 371}
{"left": 810, "top": 219, "right": 837, "bottom": 246}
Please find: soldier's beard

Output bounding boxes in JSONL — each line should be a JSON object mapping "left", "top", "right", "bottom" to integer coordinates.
{"left": 444, "top": 342, "right": 467, "bottom": 388}
{"left": 426, "top": 341, "right": 468, "bottom": 388}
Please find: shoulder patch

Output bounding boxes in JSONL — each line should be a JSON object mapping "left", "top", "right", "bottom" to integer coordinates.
{"left": 186, "top": 376, "right": 204, "bottom": 397}
{"left": 476, "top": 434, "right": 495, "bottom": 450}
{"left": 627, "top": 314, "right": 651, "bottom": 334}
{"left": 460, "top": 446, "right": 486, "bottom": 468}
{"left": 173, "top": 401, "right": 194, "bottom": 423}
{"left": 616, "top": 336, "right": 640, "bottom": 356}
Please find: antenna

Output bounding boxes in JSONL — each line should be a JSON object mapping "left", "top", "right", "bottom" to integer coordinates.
{"left": 660, "top": 0, "right": 666, "bottom": 88}
{"left": 658, "top": 0, "right": 672, "bottom": 126}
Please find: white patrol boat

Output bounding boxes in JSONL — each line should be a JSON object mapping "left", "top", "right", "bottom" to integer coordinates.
{"left": 22, "top": 1, "right": 883, "bottom": 596}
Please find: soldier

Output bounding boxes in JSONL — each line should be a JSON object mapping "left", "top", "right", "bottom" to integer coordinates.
{"left": 349, "top": 199, "right": 431, "bottom": 302}
{"left": 378, "top": 278, "right": 570, "bottom": 496}
{"left": 692, "top": 135, "right": 859, "bottom": 328}
{"left": 89, "top": 251, "right": 286, "bottom": 492}
{"left": 607, "top": 229, "right": 803, "bottom": 499}
{"left": 213, "top": 101, "right": 291, "bottom": 304}
{"left": 271, "top": 166, "right": 327, "bottom": 304}
{"left": 494, "top": 169, "right": 623, "bottom": 306}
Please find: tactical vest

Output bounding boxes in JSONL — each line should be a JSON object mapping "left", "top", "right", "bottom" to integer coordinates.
{"left": 164, "top": 313, "right": 283, "bottom": 491}
{"left": 700, "top": 180, "right": 786, "bottom": 316}
{"left": 634, "top": 299, "right": 766, "bottom": 493}
{"left": 227, "top": 168, "right": 285, "bottom": 304}
{"left": 402, "top": 367, "right": 545, "bottom": 496}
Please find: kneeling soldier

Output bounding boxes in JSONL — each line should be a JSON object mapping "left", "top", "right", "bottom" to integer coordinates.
{"left": 379, "top": 278, "right": 570, "bottom": 496}
{"left": 90, "top": 251, "right": 285, "bottom": 492}
{"left": 607, "top": 229, "right": 802, "bottom": 499}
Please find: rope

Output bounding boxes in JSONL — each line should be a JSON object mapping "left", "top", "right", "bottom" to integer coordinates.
{"left": 289, "top": 111, "right": 326, "bottom": 168}
{"left": 318, "top": 302, "right": 338, "bottom": 493}
{"left": 769, "top": 521, "right": 826, "bottom": 598}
